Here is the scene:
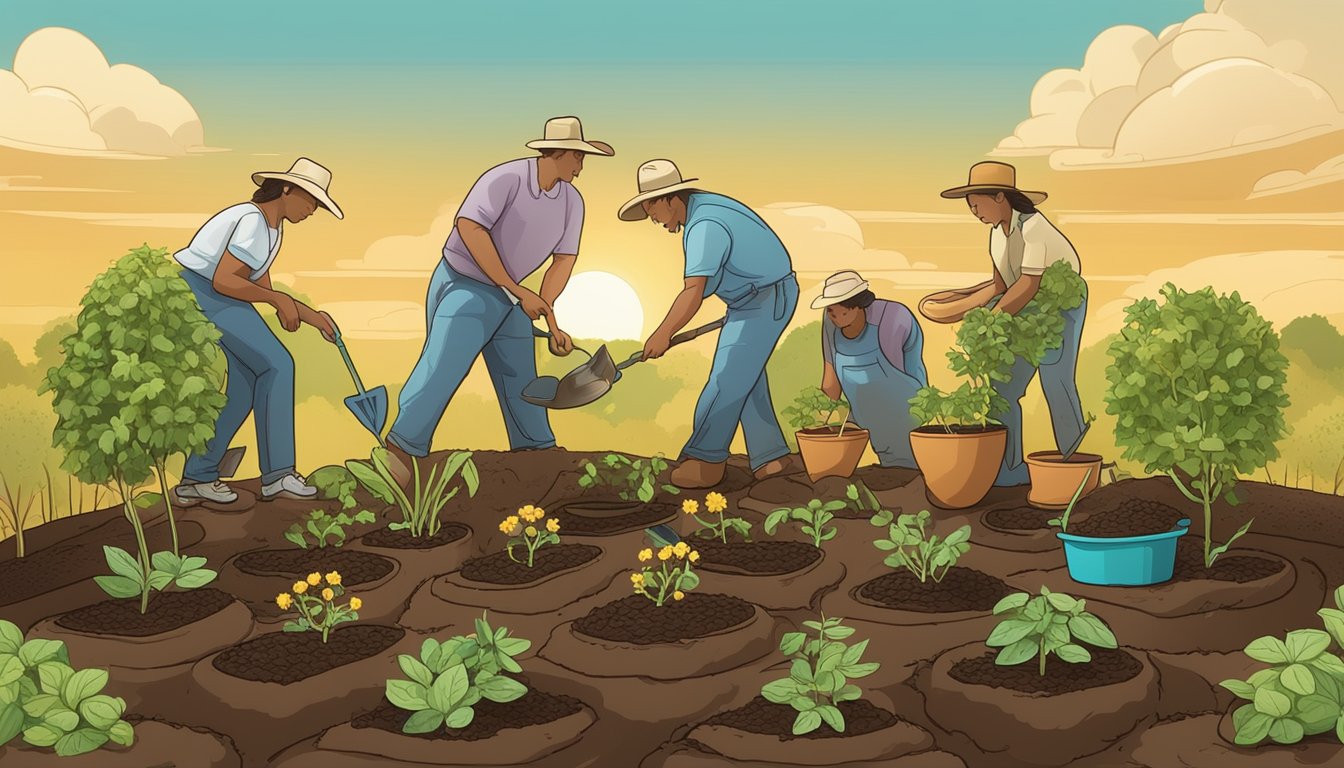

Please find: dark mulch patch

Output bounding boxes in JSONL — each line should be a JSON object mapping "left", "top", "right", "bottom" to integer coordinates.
{"left": 213, "top": 625, "right": 403, "bottom": 684}
{"left": 695, "top": 540, "right": 820, "bottom": 576}
{"left": 574, "top": 593, "right": 754, "bottom": 644}
{"left": 460, "top": 544, "right": 600, "bottom": 585}
{"left": 552, "top": 503, "right": 675, "bottom": 536}
{"left": 985, "top": 506, "right": 1055, "bottom": 531}
{"left": 949, "top": 647, "right": 1143, "bottom": 694}
{"left": 234, "top": 548, "right": 394, "bottom": 585}
{"left": 1171, "top": 538, "right": 1285, "bottom": 583}
{"left": 55, "top": 588, "right": 233, "bottom": 636}
{"left": 704, "top": 696, "right": 898, "bottom": 740}
{"left": 1068, "top": 498, "right": 1186, "bottom": 538}
{"left": 857, "top": 567, "right": 1012, "bottom": 613}
{"left": 352, "top": 688, "right": 584, "bottom": 741}
{"left": 361, "top": 523, "right": 470, "bottom": 550}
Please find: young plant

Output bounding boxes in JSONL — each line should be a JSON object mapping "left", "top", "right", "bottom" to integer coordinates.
{"left": 683, "top": 492, "right": 752, "bottom": 543}
{"left": 870, "top": 509, "right": 970, "bottom": 584}
{"left": 347, "top": 447, "right": 479, "bottom": 539}
{"left": 846, "top": 481, "right": 884, "bottom": 519}
{"left": 499, "top": 504, "right": 561, "bottom": 567}
{"left": 93, "top": 545, "right": 218, "bottom": 605}
{"left": 0, "top": 619, "right": 135, "bottom": 756}
{"left": 632, "top": 542, "right": 701, "bottom": 606}
{"left": 577, "top": 453, "right": 679, "bottom": 503}
{"left": 760, "top": 615, "right": 880, "bottom": 735}
{"left": 310, "top": 465, "right": 359, "bottom": 510}
{"left": 1106, "top": 283, "right": 1290, "bottom": 567}
{"left": 276, "top": 571, "right": 363, "bottom": 643}
{"left": 988, "top": 586, "right": 1118, "bottom": 676}
{"left": 284, "top": 508, "right": 377, "bottom": 549}
{"left": 765, "top": 498, "right": 845, "bottom": 549}
{"left": 1046, "top": 468, "right": 1093, "bottom": 533}
{"left": 384, "top": 613, "right": 530, "bottom": 734}
{"left": 783, "top": 387, "right": 850, "bottom": 431}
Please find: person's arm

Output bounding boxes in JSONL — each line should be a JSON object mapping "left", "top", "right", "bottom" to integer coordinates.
{"left": 900, "top": 313, "right": 929, "bottom": 385}
{"left": 994, "top": 273, "right": 1041, "bottom": 316}
{"left": 822, "top": 362, "right": 841, "bottom": 401}
{"left": 213, "top": 254, "right": 300, "bottom": 330}
{"left": 456, "top": 217, "right": 550, "bottom": 321}
{"left": 995, "top": 217, "right": 1045, "bottom": 315}
{"left": 538, "top": 253, "right": 578, "bottom": 355}
{"left": 642, "top": 277, "right": 708, "bottom": 360}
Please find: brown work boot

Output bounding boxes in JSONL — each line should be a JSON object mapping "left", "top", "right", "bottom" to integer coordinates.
{"left": 382, "top": 442, "right": 417, "bottom": 492}
{"left": 754, "top": 453, "right": 804, "bottom": 481}
{"left": 671, "top": 458, "right": 726, "bottom": 489}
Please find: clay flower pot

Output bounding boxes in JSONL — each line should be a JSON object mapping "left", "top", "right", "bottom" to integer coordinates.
{"left": 910, "top": 426, "right": 1007, "bottom": 509}
{"left": 1025, "top": 451, "right": 1103, "bottom": 509}
{"left": 796, "top": 426, "right": 870, "bottom": 482}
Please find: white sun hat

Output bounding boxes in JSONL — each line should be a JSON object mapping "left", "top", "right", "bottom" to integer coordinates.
{"left": 525, "top": 116, "right": 614, "bottom": 156}
{"left": 251, "top": 158, "right": 344, "bottom": 219}
{"left": 618, "top": 159, "right": 702, "bottom": 221}
{"left": 810, "top": 270, "right": 871, "bottom": 310}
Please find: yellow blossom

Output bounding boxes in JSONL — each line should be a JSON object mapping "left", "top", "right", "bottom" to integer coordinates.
{"left": 682, "top": 499, "right": 700, "bottom": 515}
{"left": 673, "top": 541, "right": 690, "bottom": 559}
{"left": 349, "top": 597, "right": 363, "bottom": 611}
{"left": 689, "top": 550, "right": 700, "bottom": 563}
{"left": 630, "top": 572, "right": 645, "bottom": 586}
{"left": 525, "top": 525, "right": 538, "bottom": 537}
{"left": 546, "top": 518, "right": 560, "bottom": 533}
{"left": 275, "top": 593, "right": 293, "bottom": 610}
{"left": 638, "top": 548, "right": 653, "bottom": 562}
{"left": 307, "top": 572, "right": 322, "bottom": 586}
{"left": 325, "top": 571, "right": 342, "bottom": 586}
{"left": 499, "top": 515, "right": 520, "bottom": 535}
{"left": 293, "top": 580, "right": 308, "bottom": 595}
{"left": 673, "top": 590, "right": 685, "bottom": 601}
{"left": 705, "top": 492, "right": 728, "bottom": 513}
{"left": 518, "top": 504, "right": 544, "bottom": 523}
{"left": 658, "top": 546, "right": 673, "bottom": 561}
{"left": 322, "top": 587, "right": 335, "bottom": 602}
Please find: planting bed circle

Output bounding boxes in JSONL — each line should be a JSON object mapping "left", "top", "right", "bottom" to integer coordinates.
{"left": 694, "top": 539, "right": 821, "bottom": 576}
{"left": 352, "top": 689, "right": 585, "bottom": 741}
{"left": 948, "top": 647, "right": 1144, "bottom": 694}
{"left": 574, "top": 593, "right": 754, "bottom": 644}
{"left": 56, "top": 588, "right": 234, "bottom": 636}
{"left": 552, "top": 501, "right": 676, "bottom": 536}
{"left": 705, "top": 696, "right": 897, "bottom": 740}
{"left": 361, "top": 522, "right": 471, "bottom": 550}
{"left": 1170, "top": 539, "right": 1285, "bottom": 583}
{"left": 1068, "top": 498, "right": 1185, "bottom": 538}
{"left": 234, "top": 547, "right": 394, "bottom": 585}
{"left": 855, "top": 567, "right": 1013, "bottom": 613}
{"left": 459, "top": 544, "right": 601, "bottom": 585}
{"left": 212, "top": 625, "right": 404, "bottom": 684}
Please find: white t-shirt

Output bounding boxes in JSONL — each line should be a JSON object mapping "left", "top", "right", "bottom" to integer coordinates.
{"left": 989, "top": 211, "right": 1081, "bottom": 286}
{"left": 174, "top": 203, "right": 282, "bottom": 281}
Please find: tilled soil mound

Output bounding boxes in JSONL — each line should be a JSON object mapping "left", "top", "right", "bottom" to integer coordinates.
{"left": 985, "top": 506, "right": 1056, "bottom": 531}
{"left": 573, "top": 593, "right": 754, "bottom": 644}
{"left": 234, "top": 548, "right": 394, "bottom": 585}
{"left": 362, "top": 523, "right": 470, "bottom": 550}
{"left": 1068, "top": 498, "right": 1186, "bottom": 538}
{"left": 351, "top": 689, "right": 584, "bottom": 741}
{"left": 459, "top": 544, "right": 601, "bottom": 585}
{"left": 552, "top": 504, "right": 676, "bottom": 535}
{"left": 857, "top": 567, "right": 1013, "bottom": 612}
{"left": 1171, "top": 538, "right": 1285, "bottom": 583}
{"left": 704, "top": 696, "right": 898, "bottom": 740}
{"left": 695, "top": 540, "right": 821, "bottom": 575}
{"left": 213, "top": 625, "right": 404, "bottom": 684}
{"left": 948, "top": 647, "right": 1143, "bottom": 694}
{"left": 55, "top": 588, "right": 234, "bottom": 636}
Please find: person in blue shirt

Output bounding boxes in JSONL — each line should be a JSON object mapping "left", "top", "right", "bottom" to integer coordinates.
{"left": 619, "top": 159, "right": 803, "bottom": 488}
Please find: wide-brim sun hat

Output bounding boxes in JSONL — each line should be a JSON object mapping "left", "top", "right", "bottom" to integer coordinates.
{"left": 525, "top": 116, "right": 614, "bottom": 156}
{"left": 940, "top": 161, "right": 1047, "bottom": 205}
{"left": 252, "top": 157, "right": 344, "bottom": 219}
{"left": 810, "top": 270, "right": 871, "bottom": 310}
{"left": 618, "top": 159, "right": 701, "bottom": 221}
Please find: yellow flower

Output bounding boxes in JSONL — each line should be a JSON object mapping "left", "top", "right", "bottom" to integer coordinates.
{"left": 689, "top": 550, "right": 700, "bottom": 563}
{"left": 518, "top": 504, "right": 544, "bottom": 523}
{"left": 293, "top": 580, "right": 308, "bottom": 595}
{"left": 705, "top": 492, "right": 728, "bottom": 513}
{"left": 325, "top": 571, "right": 342, "bottom": 586}
{"left": 658, "top": 546, "right": 673, "bottom": 561}
{"left": 630, "top": 572, "right": 645, "bottom": 586}
{"left": 525, "top": 525, "right": 538, "bottom": 537}
{"left": 682, "top": 499, "right": 700, "bottom": 515}
{"left": 673, "top": 590, "right": 685, "bottom": 601}
{"left": 349, "top": 597, "right": 363, "bottom": 611}
{"left": 673, "top": 541, "right": 690, "bottom": 559}
{"left": 546, "top": 518, "right": 560, "bottom": 533}
{"left": 275, "top": 593, "right": 293, "bottom": 610}
{"left": 499, "top": 515, "right": 520, "bottom": 535}
{"left": 307, "top": 572, "right": 322, "bottom": 586}
{"left": 638, "top": 548, "right": 653, "bottom": 562}
{"left": 321, "top": 587, "right": 335, "bottom": 602}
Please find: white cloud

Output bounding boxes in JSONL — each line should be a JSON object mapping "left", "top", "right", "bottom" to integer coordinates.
{"left": 758, "top": 203, "right": 918, "bottom": 273}
{"left": 0, "top": 27, "right": 208, "bottom": 157}
{"left": 0, "top": 175, "right": 124, "bottom": 193}
{"left": 995, "top": 1, "right": 1344, "bottom": 167}
{"left": 0, "top": 210, "right": 209, "bottom": 228}
{"left": 317, "top": 300, "right": 424, "bottom": 340}
{"left": 298, "top": 203, "right": 458, "bottom": 279}
{"left": 1250, "top": 152, "right": 1344, "bottom": 198}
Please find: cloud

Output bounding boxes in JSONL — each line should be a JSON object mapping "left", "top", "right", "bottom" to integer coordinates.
{"left": 1054, "top": 211, "right": 1344, "bottom": 226}
{"left": 995, "top": 1, "right": 1344, "bottom": 168}
{"left": 297, "top": 203, "right": 458, "bottom": 279}
{"left": 0, "top": 210, "right": 209, "bottom": 228}
{"left": 316, "top": 300, "right": 424, "bottom": 340}
{"left": 1250, "top": 152, "right": 1344, "bottom": 198}
{"left": 758, "top": 203, "right": 920, "bottom": 273}
{"left": 0, "top": 175, "right": 124, "bottom": 193}
{"left": 0, "top": 27, "right": 208, "bottom": 157}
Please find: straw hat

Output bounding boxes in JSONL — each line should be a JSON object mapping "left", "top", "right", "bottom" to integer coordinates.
{"left": 618, "top": 159, "right": 701, "bottom": 221}
{"left": 252, "top": 158, "right": 344, "bottom": 219}
{"left": 939, "top": 161, "right": 1047, "bottom": 205}
{"left": 525, "top": 116, "right": 614, "bottom": 156}
{"left": 810, "top": 270, "right": 870, "bottom": 310}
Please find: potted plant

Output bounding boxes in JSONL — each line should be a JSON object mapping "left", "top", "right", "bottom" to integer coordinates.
{"left": 1051, "top": 470, "right": 1191, "bottom": 586}
{"left": 784, "top": 387, "right": 868, "bottom": 482}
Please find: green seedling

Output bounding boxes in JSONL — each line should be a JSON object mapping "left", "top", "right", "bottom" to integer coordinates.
{"left": 760, "top": 615, "right": 880, "bottom": 735}
{"left": 348, "top": 447, "right": 479, "bottom": 539}
{"left": 577, "top": 453, "right": 679, "bottom": 503}
{"left": 988, "top": 586, "right": 1118, "bottom": 676}
{"left": 284, "top": 508, "right": 377, "bottom": 549}
{"left": 870, "top": 509, "right": 970, "bottom": 584}
{"left": 765, "top": 498, "right": 845, "bottom": 549}
{"left": 1047, "top": 468, "right": 1093, "bottom": 533}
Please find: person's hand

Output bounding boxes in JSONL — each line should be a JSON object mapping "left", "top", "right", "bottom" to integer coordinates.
{"left": 642, "top": 330, "right": 672, "bottom": 361}
{"left": 312, "top": 310, "right": 339, "bottom": 344}
{"left": 548, "top": 326, "right": 574, "bottom": 357}
{"left": 822, "top": 380, "right": 842, "bottom": 401}
{"left": 518, "top": 289, "right": 552, "bottom": 322}
{"left": 273, "top": 294, "right": 301, "bottom": 332}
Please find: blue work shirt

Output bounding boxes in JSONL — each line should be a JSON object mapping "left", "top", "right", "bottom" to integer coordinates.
{"left": 682, "top": 193, "right": 793, "bottom": 304}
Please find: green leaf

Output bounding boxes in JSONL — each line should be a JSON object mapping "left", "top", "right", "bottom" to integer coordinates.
{"left": 1319, "top": 608, "right": 1344, "bottom": 647}
{"left": 402, "top": 709, "right": 444, "bottom": 734}
{"left": 385, "top": 680, "right": 429, "bottom": 712}
{"left": 1067, "top": 615, "right": 1118, "bottom": 649}
{"left": 41, "top": 705, "right": 80, "bottom": 732}
{"left": 1245, "top": 636, "right": 1291, "bottom": 665}
{"left": 36, "top": 661, "right": 72, "bottom": 694}
{"left": 987, "top": 619, "right": 1035, "bottom": 648}
{"left": 833, "top": 684, "right": 862, "bottom": 703}
{"left": 0, "top": 622, "right": 22, "bottom": 656}
{"left": 1220, "top": 679, "right": 1256, "bottom": 700}
{"left": 150, "top": 551, "right": 182, "bottom": 574}
{"left": 347, "top": 460, "right": 395, "bottom": 504}
{"left": 991, "top": 592, "right": 1029, "bottom": 615}
{"left": 477, "top": 674, "right": 527, "bottom": 703}
{"left": 55, "top": 728, "right": 109, "bottom": 757}
{"left": 78, "top": 695, "right": 124, "bottom": 730}
{"left": 1280, "top": 664, "right": 1316, "bottom": 696}
{"left": 445, "top": 705, "right": 475, "bottom": 729}
{"left": 496, "top": 637, "right": 530, "bottom": 656}
{"left": 108, "top": 720, "right": 133, "bottom": 747}
{"left": 1285, "top": 630, "right": 1331, "bottom": 663}
{"left": 1267, "top": 717, "right": 1305, "bottom": 745}
{"left": 22, "top": 693, "right": 60, "bottom": 718}
{"left": 761, "top": 679, "right": 797, "bottom": 704}
{"left": 816, "top": 704, "right": 845, "bottom": 733}
{"left": 397, "top": 656, "right": 434, "bottom": 689}
{"left": 1055, "top": 644, "right": 1092, "bottom": 664}
{"left": 23, "top": 723, "right": 63, "bottom": 748}
{"left": 995, "top": 639, "right": 1038, "bottom": 667}
{"left": 61, "top": 669, "right": 107, "bottom": 708}
{"left": 839, "top": 662, "right": 879, "bottom": 678}
{"left": 1253, "top": 687, "right": 1292, "bottom": 717}
{"left": 175, "top": 568, "right": 217, "bottom": 589}
{"left": 1045, "top": 592, "right": 1078, "bottom": 612}
{"left": 779, "top": 632, "right": 806, "bottom": 657}
{"left": 102, "top": 546, "right": 143, "bottom": 581}
{"left": 792, "top": 709, "right": 822, "bottom": 735}
{"left": 0, "top": 656, "right": 23, "bottom": 688}
{"left": 428, "top": 664, "right": 468, "bottom": 713}
{"left": 0, "top": 702, "right": 22, "bottom": 746}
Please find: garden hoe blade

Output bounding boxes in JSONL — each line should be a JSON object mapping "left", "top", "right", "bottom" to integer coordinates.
{"left": 333, "top": 326, "right": 388, "bottom": 445}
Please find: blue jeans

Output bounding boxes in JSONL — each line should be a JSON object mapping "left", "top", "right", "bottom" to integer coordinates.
{"left": 682, "top": 275, "right": 797, "bottom": 470}
{"left": 388, "top": 260, "right": 555, "bottom": 457}
{"left": 180, "top": 269, "right": 296, "bottom": 485}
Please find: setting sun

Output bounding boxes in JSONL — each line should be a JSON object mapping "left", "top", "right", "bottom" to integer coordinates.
{"left": 553, "top": 271, "right": 645, "bottom": 342}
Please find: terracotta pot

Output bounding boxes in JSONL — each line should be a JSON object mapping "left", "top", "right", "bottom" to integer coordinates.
{"left": 910, "top": 426, "right": 1007, "bottom": 509}
{"left": 796, "top": 426, "right": 870, "bottom": 482}
{"left": 1025, "top": 451, "right": 1103, "bottom": 509}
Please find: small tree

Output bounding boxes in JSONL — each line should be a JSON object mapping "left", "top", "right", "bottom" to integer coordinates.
{"left": 1105, "top": 283, "right": 1290, "bottom": 567}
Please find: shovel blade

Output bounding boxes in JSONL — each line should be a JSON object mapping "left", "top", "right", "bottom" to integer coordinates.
{"left": 521, "top": 376, "right": 561, "bottom": 407}
{"left": 344, "top": 385, "right": 389, "bottom": 440}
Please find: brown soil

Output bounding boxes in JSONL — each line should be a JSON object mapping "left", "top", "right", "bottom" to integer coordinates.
{"left": 55, "top": 588, "right": 233, "bottom": 636}
{"left": 351, "top": 688, "right": 584, "bottom": 741}
{"left": 212, "top": 625, "right": 404, "bottom": 684}
{"left": 360, "top": 523, "right": 470, "bottom": 550}
{"left": 1171, "top": 538, "right": 1285, "bottom": 583}
{"left": 912, "top": 425, "right": 1006, "bottom": 435}
{"left": 694, "top": 539, "right": 821, "bottom": 576}
{"left": 459, "top": 544, "right": 600, "bottom": 585}
{"left": 573, "top": 593, "right": 754, "bottom": 644}
{"left": 552, "top": 503, "right": 675, "bottom": 535}
{"left": 985, "top": 506, "right": 1056, "bottom": 531}
{"left": 949, "top": 647, "right": 1143, "bottom": 694}
{"left": 233, "top": 548, "right": 394, "bottom": 585}
{"left": 1067, "top": 498, "right": 1187, "bottom": 538}
{"left": 857, "top": 567, "right": 1013, "bottom": 612}
{"left": 704, "top": 696, "right": 898, "bottom": 740}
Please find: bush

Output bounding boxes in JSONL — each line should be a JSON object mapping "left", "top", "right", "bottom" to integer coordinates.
{"left": 760, "top": 615, "right": 880, "bottom": 735}
{"left": 1105, "top": 283, "right": 1290, "bottom": 566}
{"left": 987, "top": 587, "right": 1118, "bottom": 677}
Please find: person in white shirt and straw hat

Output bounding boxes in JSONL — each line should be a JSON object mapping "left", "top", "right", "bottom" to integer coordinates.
{"left": 173, "top": 158, "right": 344, "bottom": 505}
{"left": 925, "top": 160, "right": 1088, "bottom": 486}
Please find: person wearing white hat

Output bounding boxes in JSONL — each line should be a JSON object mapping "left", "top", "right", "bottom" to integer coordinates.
{"left": 620, "top": 159, "right": 802, "bottom": 489}
{"left": 386, "top": 117, "right": 613, "bottom": 476}
{"left": 173, "top": 158, "right": 344, "bottom": 505}
{"left": 812, "top": 271, "right": 928, "bottom": 469}
{"left": 931, "top": 161, "right": 1088, "bottom": 486}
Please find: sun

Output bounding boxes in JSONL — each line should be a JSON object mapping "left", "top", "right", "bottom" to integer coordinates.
{"left": 553, "top": 271, "right": 644, "bottom": 341}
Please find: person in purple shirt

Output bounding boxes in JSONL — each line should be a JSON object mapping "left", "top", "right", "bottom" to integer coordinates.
{"left": 385, "top": 117, "right": 613, "bottom": 478}
{"left": 813, "top": 270, "right": 928, "bottom": 468}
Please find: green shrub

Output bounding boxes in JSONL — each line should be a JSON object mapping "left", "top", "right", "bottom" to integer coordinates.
{"left": 869, "top": 508, "right": 970, "bottom": 583}
{"left": 310, "top": 465, "right": 359, "bottom": 510}
{"left": 783, "top": 387, "right": 850, "bottom": 431}
{"left": 760, "top": 615, "right": 880, "bottom": 735}
{"left": 577, "top": 453, "right": 679, "bottom": 503}
{"left": 987, "top": 587, "right": 1118, "bottom": 676}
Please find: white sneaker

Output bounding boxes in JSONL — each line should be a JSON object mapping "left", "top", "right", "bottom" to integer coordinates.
{"left": 262, "top": 472, "right": 318, "bottom": 501}
{"left": 174, "top": 481, "right": 238, "bottom": 505}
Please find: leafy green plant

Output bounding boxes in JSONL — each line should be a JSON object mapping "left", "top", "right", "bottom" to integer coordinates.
{"left": 988, "top": 587, "right": 1118, "bottom": 676}
{"left": 347, "top": 447, "right": 479, "bottom": 539}
{"left": 0, "top": 619, "right": 135, "bottom": 756}
{"left": 1105, "top": 283, "right": 1290, "bottom": 566}
{"left": 1046, "top": 468, "right": 1093, "bottom": 533}
{"left": 499, "top": 504, "right": 561, "bottom": 567}
{"left": 869, "top": 508, "right": 970, "bottom": 583}
{"left": 845, "top": 481, "right": 884, "bottom": 519}
{"left": 284, "top": 508, "right": 376, "bottom": 549}
{"left": 760, "top": 615, "right": 880, "bottom": 735}
{"left": 1220, "top": 585, "right": 1344, "bottom": 746}
{"left": 93, "top": 545, "right": 217, "bottom": 602}
{"left": 384, "top": 613, "right": 530, "bottom": 734}
{"left": 783, "top": 387, "right": 850, "bottom": 431}
{"left": 765, "top": 498, "right": 844, "bottom": 548}
{"left": 275, "top": 570, "right": 362, "bottom": 643}
{"left": 310, "top": 465, "right": 359, "bottom": 510}
{"left": 632, "top": 542, "right": 701, "bottom": 606}
{"left": 577, "top": 453, "right": 679, "bottom": 503}
{"left": 684, "top": 492, "right": 752, "bottom": 542}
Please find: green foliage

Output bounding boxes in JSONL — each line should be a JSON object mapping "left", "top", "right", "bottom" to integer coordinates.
{"left": 783, "top": 387, "right": 849, "bottom": 431}
{"left": 0, "top": 619, "right": 135, "bottom": 756}
{"left": 844, "top": 481, "right": 883, "bottom": 519}
{"left": 988, "top": 586, "right": 1118, "bottom": 677}
{"left": 1221, "top": 585, "right": 1344, "bottom": 746}
{"left": 1280, "top": 314, "right": 1344, "bottom": 373}
{"left": 0, "top": 386, "right": 57, "bottom": 557}
{"left": 310, "top": 465, "right": 359, "bottom": 510}
{"left": 687, "top": 493, "right": 752, "bottom": 543}
{"left": 93, "top": 545, "right": 217, "bottom": 599}
{"left": 576, "top": 453, "right": 679, "bottom": 503}
{"left": 1105, "top": 283, "right": 1290, "bottom": 566}
{"left": 765, "top": 499, "right": 844, "bottom": 549}
{"left": 869, "top": 508, "right": 970, "bottom": 583}
{"left": 760, "top": 615, "right": 880, "bottom": 735}
{"left": 348, "top": 447, "right": 479, "bottom": 539}
{"left": 384, "top": 613, "right": 530, "bottom": 735}
{"left": 284, "top": 509, "right": 376, "bottom": 549}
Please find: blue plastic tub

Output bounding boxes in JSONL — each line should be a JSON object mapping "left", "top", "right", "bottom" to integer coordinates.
{"left": 1057, "top": 519, "right": 1192, "bottom": 586}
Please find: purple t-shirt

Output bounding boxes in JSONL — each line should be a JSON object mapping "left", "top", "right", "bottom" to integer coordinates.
{"left": 443, "top": 158, "right": 584, "bottom": 286}
{"left": 822, "top": 299, "right": 917, "bottom": 374}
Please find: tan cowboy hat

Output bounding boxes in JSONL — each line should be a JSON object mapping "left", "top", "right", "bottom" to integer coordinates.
{"left": 252, "top": 158, "right": 344, "bottom": 219}
{"left": 939, "top": 161, "right": 1047, "bottom": 205}
{"left": 810, "top": 270, "right": 871, "bottom": 310}
{"left": 618, "top": 159, "right": 701, "bottom": 221}
{"left": 525, "top": 116, "right": 614, "bottom": 156}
